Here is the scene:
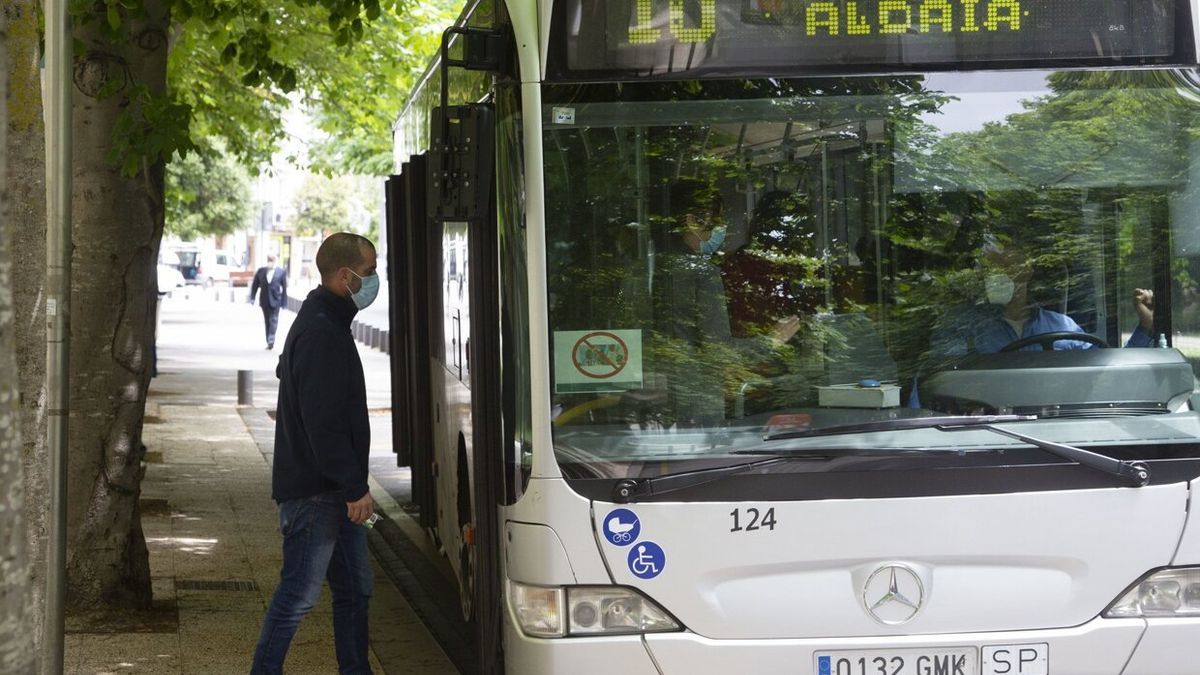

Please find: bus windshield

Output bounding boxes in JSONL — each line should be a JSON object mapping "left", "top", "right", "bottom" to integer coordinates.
{"left": 542, "top": 70, "right": 1200, "bottom": 478}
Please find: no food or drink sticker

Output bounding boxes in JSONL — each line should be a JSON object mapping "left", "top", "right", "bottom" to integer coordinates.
{"left": 553, "top": 329, "right": 643, "bottom": 394}
{"left": 572, "top": 331, "right": 629, "bottom": 379}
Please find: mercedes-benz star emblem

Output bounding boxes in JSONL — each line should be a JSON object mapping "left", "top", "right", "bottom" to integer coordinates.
{"left": 862, "top": 564, "right": 925, "bottom": 625}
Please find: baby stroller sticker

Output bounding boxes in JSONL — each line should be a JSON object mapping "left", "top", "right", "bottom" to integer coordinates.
{"left": 627, "top": 542, "right": 665, "bottom": 580}
{"left": 603, "top": 508, "right": 640, "bottom": 546}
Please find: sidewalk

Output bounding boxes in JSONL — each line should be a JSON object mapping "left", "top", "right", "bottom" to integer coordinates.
{"left": 63, "top": 290, "right": 455, "bottom": 674}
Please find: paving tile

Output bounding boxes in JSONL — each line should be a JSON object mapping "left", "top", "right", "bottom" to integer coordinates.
{"left": 73, "top": 632, "right": 181, "bottom": 675}
{"left": 174, "top": 556, "right": 254, "bottom": 581}
{"left": 176, "top": 609, "right": 261, "bottom": 673}
{"left": 151, "top": 577, "right": 177, "bottom": 604}
{"left": 64, "top": 633, "right": 84, "bottom": 674}
{"left": 175, "top": 588, "right": 266, "bottom": 613}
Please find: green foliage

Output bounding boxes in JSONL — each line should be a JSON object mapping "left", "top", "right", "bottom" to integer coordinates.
{"left": 290, "top": 173, "right": 353, "bottom": 236}
{"left": 72, "top": 0, "right": 457, "bottom": 179}
{"left": 305, "top": 0, "right": 459, "bottom": 175}
{"left": 111, "top": 85, "right": 198, "bottom": 176}
{"left": 165, "top": 143, "right": 254, "bottom": 240}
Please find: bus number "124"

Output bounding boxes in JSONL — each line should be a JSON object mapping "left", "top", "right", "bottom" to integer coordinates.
{"left": 730, "top": 507, "right": 777, "bottom": 532}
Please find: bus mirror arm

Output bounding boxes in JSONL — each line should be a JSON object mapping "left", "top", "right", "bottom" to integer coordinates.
{"left": 439, "top": 26, "right": 509, "bottom": 126}
{"left": 440, "top": 26, "right": 507, "bottom": 73}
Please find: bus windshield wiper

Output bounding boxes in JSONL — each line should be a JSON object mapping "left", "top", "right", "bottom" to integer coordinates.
{"left": 610, "top": 454, "right": 830, "bottom": 504}
{"left": 759, "top": 415, "right": 1151, "bottom": 487}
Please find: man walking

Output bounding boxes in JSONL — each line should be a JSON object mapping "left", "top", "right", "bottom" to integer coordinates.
{"left": 251, "top": 233, "right": 380, "bottom": 674}
{"left": 249, "top": 254, "right": 288, "bottom": 349}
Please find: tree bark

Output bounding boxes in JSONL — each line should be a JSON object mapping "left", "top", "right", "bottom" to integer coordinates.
{"left": 5, "top": 0, "right": 48, "bottom": 658}
{"left": 1, "top": 4, "right": 36, "bottom": 672}
{"left": 65, "top": 0, "right": 168, "bottom": 607}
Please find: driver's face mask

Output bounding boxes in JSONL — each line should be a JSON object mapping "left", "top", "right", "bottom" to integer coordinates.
{"left": 985, "top": 273, "right": 1016, "bottom": 305}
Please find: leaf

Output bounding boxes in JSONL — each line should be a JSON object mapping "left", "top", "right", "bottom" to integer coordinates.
{"left": 106, "top": 4, "right": 121, "bottom": 31}
{"left": 280, "top": 68, "right": 297, "bottom": 94}
{"left": 221, "top": 43, "right": 238, "bottom": 64}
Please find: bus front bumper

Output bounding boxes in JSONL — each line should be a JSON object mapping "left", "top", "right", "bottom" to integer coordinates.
{"left": 642, "top": 617, "right": 1198, "bottom": 675}
{"left": 505, "top": 617, "right": 1200, "bottom": 673}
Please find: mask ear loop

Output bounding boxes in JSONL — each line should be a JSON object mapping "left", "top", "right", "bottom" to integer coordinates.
{"left": 344, "top": 268, "right": 363, "bottom": 294}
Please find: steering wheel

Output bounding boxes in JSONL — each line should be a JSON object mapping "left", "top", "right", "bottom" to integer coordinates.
{"left": 998, "top": 331, "right": 1109, "bottom": 352}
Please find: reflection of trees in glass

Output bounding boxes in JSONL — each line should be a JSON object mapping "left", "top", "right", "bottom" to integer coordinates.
{"left": 883, "top": 70, "right": 1200, "bottom": 369}
{"left": 544, "top": 77, "right": 947, "bottom": 424}
{"left": 546, "top": 71, "right": 1200, "bottom": 424}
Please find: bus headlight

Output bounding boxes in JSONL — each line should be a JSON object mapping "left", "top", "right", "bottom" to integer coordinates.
{"left": 566, "top": 586, "right": 681, "bottom": 635}
{"left": 509, "top": 582, "right": 681, "bottom": 637}
{"left": 1104, "top": 567, "right": 1200, "bottom": 617}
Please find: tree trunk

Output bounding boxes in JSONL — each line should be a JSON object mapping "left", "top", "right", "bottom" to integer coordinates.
{"left": 65, "top": 0, "right": 168, "bottom": 608}
{"left": 5, "top": 0, "right": 48, "bottom": 658}
{"left": 1, "top": 5, "right": 36, "bottom": 672}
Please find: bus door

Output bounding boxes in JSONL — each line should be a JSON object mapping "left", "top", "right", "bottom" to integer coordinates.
{"left": 430, "top": 102, "right": 506, "bottom": 671}
{"left": 385, "top": 157, "right": 437, "bottom": 527}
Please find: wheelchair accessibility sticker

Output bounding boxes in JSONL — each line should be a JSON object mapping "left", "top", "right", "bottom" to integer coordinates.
{"left": 603, "top": 508, "right": 641, "bottom": 546}
{"left": 627, "top": 542, "right": 666, "bottom": 579}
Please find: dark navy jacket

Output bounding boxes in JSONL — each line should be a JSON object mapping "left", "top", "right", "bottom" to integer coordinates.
{"left": 272, "top": 286, "right": 370, "bottom": 503}
{"left": 250, "top": 266, "right": 288, "bottom": 310}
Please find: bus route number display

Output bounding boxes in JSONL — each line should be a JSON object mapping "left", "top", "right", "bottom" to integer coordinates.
{"left": 559, "top": 0, "right": 1179, "bottom": 74}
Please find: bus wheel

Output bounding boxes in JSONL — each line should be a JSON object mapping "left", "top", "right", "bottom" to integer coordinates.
{"left": 456, "top": 434, "right": 476, "bottom": 622}
{"left": 459, "top": 523, "right": 476, "bottom": 622}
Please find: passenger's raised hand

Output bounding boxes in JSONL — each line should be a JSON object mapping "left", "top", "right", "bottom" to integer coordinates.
{"left": 1133, "top": 288, "right": 1154, "bottom": 332}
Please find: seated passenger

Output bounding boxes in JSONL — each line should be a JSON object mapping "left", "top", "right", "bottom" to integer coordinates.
{"left": 656, "top": 178, "right": 734, "bottom": 345}
{"left": 930, "top": 238, "right": 1155, "bottom": 355}
{"left": 651, "top": 178, "right": 741, "bottom": 426}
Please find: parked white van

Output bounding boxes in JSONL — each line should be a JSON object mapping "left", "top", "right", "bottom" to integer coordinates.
{"left": 170, "top": 247, "right": 237, "bottom": 286}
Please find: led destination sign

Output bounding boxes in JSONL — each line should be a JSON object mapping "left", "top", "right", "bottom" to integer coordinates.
{"left": 557, "top": 0, "right": 1183, "bottom": 77}
{"left": 628, "top": 0, "right": 1029, "bottom": 44}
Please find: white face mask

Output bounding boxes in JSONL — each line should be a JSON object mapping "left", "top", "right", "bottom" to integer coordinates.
{"left": 985, "top": 273, "right": 1015, "bottom": 305}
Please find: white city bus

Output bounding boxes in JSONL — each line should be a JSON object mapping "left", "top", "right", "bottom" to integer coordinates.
{"left": 386, "top": 0, "right": 1200, "bottom": 672}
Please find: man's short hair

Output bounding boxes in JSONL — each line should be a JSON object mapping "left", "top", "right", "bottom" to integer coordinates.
{"left": 316, "top": 233, "right": 374, "bottom": 278}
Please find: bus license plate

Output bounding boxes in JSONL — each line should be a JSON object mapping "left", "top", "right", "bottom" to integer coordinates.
{"left": 815, "top": 648, "right": 977, "bottom": 675}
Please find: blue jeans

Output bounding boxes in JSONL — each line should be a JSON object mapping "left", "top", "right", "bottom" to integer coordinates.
{"left": 251, "top": 493, "right": 374, "bottom": 674}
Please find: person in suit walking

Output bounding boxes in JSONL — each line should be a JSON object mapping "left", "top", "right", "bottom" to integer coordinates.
{"left": 250, "top": 254, "right": 288, "bottom": 349}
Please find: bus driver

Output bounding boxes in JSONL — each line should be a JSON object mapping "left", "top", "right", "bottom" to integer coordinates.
{"left": 928, "top": 236, "right": 1157, "bottom": 356}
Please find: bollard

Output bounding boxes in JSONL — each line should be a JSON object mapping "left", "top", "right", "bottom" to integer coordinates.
{"left": 370, "top": 327, "right": 381, "bottom": 349}
{"left": 237, "top": 369, "right": 253, "bottom": 406}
